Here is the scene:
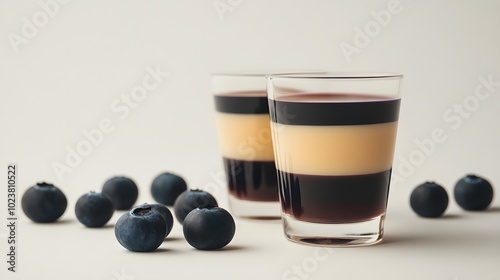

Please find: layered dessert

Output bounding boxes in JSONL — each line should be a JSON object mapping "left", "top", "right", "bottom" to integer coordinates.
{"left": 214, "top": 91, "right": 279, "bottom": 202}
{"left": 269, "top": 93, "right": 400, "bottom": 223}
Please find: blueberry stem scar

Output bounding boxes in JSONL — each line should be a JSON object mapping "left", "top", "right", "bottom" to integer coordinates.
{"left": 133, "top": 207, "right": 152, "bottom": 216}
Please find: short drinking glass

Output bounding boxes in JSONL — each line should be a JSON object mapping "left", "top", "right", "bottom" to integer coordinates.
{"left": 267, "top": 73, "right": 403, "bottom": 246}
{"left": 212, "top": 73, "right": 280, "bottom": 218}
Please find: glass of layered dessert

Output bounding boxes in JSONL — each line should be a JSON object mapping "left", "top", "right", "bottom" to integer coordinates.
{"left": 267, "top": 73, "right": 403, "bottom": 246}
{"left": 212, "top": 73, "right": 280, "bottom": 218}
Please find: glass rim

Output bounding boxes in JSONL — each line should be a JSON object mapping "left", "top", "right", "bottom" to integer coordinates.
{"left": 211, "top": 71, "right": 326, "bottom": 78}
{"left": 266, "top": 72, "right": 403, "bottom": 80}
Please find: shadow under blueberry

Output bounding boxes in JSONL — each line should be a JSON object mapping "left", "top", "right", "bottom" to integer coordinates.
{"left": 86, "top": 224, "right": 114, "bottom": 229}
{"left": 201, "top": 245, "right": 249, "bottom": 252}
{"left": 38, "top": 218, "right": 74, "bottom": 225}
{"left": 438, "top": 214, "right": 462, "bottom": 220}
{"left": 124, "top": 248, "right": 172, "bottom": 254}
{"left": 485, "top": 206, "right": 500, "bottom": 213}
{"left": 163, "top": 236, "right": 184, "bottom": 242}
{"left": 148, "top": 248, "right": 171, "bottom": 253}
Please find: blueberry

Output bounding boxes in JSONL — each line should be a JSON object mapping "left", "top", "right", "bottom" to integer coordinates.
{"left": 114, "top": 206, "right": 167, "bottom": 252}
{"left": 174, "top": 189, "right": 218, "bottom": 224}
{"left": 102, "top": 176, "right": 138, "bottom": 210}
{"left": 135, "top": 203, "right": 174, "bottom": 237}
{"left": 75, "top": 191, "right": 114, "bottom": 228}
{"left": 454, "top": 174, "right": 494, "bottom": 211}
{"left": 21, "top": 182, "right": 67, "bottom": 223}
{"left": 151, "top": 173, "right": 188, "bottom": 206}
{"left": 183, "top": 207, "right": 236, "bottom": 250}
{"left": 410, "top": 182, "right": 449, "bottom": 218}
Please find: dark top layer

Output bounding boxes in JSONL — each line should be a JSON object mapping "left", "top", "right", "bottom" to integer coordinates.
{"left": 269, "top": 94, "right": 400, "bottom": 126}
{"left": 214, "top": 95, "right": 269, "bottom": 114}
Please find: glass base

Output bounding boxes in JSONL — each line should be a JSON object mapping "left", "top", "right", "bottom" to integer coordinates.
{"left": 228, "top": 195, "right": 281, "bottom": 219}
{"left": 282, "top": 214, "right": 385, "bottom": 247}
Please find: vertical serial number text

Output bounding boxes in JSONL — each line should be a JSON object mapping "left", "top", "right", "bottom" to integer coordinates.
{"left": 7, "top": 164, "right": 17, "bottom": 272}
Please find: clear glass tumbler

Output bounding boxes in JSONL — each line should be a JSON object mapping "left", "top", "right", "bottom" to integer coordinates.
{"left": 267, "top": 73, "right": 403, "bottom": 246}
{"left": 212, "top": 73, "right": 280, "bottom": 218}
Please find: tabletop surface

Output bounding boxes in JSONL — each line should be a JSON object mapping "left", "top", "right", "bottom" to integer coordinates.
{"left": 4, "top": 187, "right": 499, "bottom": 280}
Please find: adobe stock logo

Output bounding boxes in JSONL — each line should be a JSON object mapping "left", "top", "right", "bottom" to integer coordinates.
{"left": 392, "top": 74, "right": 499, "bottom": 184}
{"left": 282, "top": 247, "right": 334, "bottom": 280}
{"left": 7, "top": 0, "right": 71, "bottom": 53}
{"left": 235, "top": 126, "right": 273, "bottom": 161}
{"left": 212, "top": 0, "right": 243, "bottom": 21}
{"left": 339, "top": 0, "right": 404, "bottom": 62}
{"left": 110, "top": 268, "right": 135, "bottom": 280}
{"left": 51, "top": 65, "right": 170, "bottom": 181}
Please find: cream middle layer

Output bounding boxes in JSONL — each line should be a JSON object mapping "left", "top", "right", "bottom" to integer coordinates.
{"left": 271, "top": 121, "right": 398, "bottom": 176}
{"left": 215, "top": 112, "right": 275, "bottom": 161}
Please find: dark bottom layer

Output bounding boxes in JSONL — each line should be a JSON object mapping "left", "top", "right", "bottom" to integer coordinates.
{"left": 223, "top": 158, "right": 279, "bottom": 202}
{"left": 278, "top": 170, "right": 391, "bottom": 223}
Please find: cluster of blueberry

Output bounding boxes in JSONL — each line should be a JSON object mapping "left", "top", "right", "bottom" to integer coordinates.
{"left": 20, "top": 173, "right": 236, "bottom": 252}
{"left": 410, "top": 174, "right": 494, "bottom": 217}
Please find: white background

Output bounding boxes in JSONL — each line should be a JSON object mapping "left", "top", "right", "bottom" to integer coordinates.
{"left": 0, "top": 1, "right": 499, "bottom": 280}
